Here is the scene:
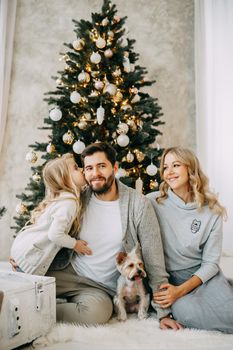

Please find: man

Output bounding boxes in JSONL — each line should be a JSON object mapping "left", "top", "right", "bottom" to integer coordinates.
{"left": 12, "top": 142, "right": 181, "bottom": 329}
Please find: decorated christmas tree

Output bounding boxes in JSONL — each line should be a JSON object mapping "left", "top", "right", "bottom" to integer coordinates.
{"left": 13, "top": 0, "right": 164, "bottom": 232}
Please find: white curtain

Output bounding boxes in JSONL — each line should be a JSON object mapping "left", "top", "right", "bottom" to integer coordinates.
{"left": 195, "top": 0, "right": 233, "bottom": 254}
{"left": 0, "top": 0, "right": 17, "bottom": 155}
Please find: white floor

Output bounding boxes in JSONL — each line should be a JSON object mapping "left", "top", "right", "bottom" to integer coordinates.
{"left": 1, "top": 257, "right": 233, "bottom": 350}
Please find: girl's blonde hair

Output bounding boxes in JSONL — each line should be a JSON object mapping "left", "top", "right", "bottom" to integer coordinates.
{"left": 157, "top": 147, "right": 226, "bottom": 217}
{"left": 30, "top": 153, "right": 84, "bottom": 235}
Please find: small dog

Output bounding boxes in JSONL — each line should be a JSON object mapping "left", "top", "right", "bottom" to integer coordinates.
{"left": 114, "top": 242, "right": 150, "bottom": 321}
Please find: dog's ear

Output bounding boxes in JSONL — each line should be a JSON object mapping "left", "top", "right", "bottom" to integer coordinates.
{"left": 116, "top": 252, "right": 127, "bottom": 265}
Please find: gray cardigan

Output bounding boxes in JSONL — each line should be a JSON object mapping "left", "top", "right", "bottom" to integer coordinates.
{"left": 50, "top": 180, "right": 170, "bottom": 319}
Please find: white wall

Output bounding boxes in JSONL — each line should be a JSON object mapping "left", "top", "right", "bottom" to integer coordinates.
{"left": 0, "top": 0, "right": 195, "bottom": 259}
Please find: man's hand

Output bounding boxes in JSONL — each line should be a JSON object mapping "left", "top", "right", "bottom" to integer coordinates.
{"left": 9, "top": 257, "right": 17, "bottom": 271}
{"left": 159, "top": 316, "right": 183, "bottom": 330}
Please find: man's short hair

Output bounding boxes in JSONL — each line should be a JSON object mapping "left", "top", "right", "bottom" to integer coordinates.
{"left": 81, "top": 142, "right": 117, "bottom": 166}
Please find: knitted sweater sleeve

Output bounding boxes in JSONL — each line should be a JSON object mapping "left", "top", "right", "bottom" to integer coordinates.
{"left": 47, "top": 199, "right": 77, "bottom": 249}
{"left": 137, "top": 197, "right": 171, "bottom": 319}
{"left": 194, "top": 215, "right": 223, "bottom": 283}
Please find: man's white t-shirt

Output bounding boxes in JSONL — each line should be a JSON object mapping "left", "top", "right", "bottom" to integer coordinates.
{"left": 71, "top": 194, "right": 123, "bottom": 291}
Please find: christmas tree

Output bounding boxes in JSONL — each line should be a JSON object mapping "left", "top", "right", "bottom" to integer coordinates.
{"left": 13, "top": 0, "right": 164, "bottom": 232}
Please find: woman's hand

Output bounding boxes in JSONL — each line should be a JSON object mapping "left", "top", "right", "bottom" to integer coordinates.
{"left": 154, "top": 283, "right": 182, "bottom": 308}
{"left": 74, "top": 240, "right": 92, "bottom": 255}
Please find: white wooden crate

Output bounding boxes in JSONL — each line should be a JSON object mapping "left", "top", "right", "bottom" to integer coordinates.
{"left": 0, "top": 269, "right": 56, "bottom": 350}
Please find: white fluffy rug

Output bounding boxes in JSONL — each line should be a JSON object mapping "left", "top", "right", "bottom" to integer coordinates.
{"left": 31, "top": 315, "right": 233, "bottom": 350}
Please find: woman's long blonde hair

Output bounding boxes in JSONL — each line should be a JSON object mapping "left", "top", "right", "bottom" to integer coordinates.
{"left": 30, "top": 153, "right": 84, "bottom": 236}
{"left": 157, "top": 147, "right": 226, "bottom": 217}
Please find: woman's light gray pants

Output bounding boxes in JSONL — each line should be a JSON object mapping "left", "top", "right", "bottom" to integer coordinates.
{"left": 170, "top": 267, "right": 233, "bottom": 334}
{"left": 46, "top": 264, "right": 113, "bottom": 325}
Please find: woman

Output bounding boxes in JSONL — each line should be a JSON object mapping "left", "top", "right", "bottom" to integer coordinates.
{"left": 147, "top": 146, "right": 233, "bottom": 333}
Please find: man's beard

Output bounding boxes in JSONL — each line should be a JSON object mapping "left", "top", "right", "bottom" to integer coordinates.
{"left": 88, "top": 172, "right": 115, "bottom": 195}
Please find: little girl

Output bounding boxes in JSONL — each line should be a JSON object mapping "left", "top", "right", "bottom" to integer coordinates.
{"left": 147, "top": 147, "right": 233, "bottom": 333}
{"left": 11, "top": 153, "right": 92, "bottom": 276}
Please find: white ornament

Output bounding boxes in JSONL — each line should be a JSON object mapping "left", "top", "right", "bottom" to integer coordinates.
{"left": 112, "top": 68, "right": 121, "bottom": 77}
{"left": 96, "top": 37, "right": 106, "bottom": 49}
{"left": 49, "top": 108, "right": 62, "bottom": 121}
{"left": 105, "top": 83, "right": 117, "bottom": 96}
{"left": 97, "top": 105, "right": 105, "bottom": 125}
{"left": 73, "top": 140, "right": 86, "bottom": 154}
{"left": 72, "top": 39, "right": 84, "bottom": 51}
{"left": 119, "top": 37, "right": 128, "bottom": 47}
{"left": 78, "top": 71, "right": 90, "bottom": 83}
{"left": 104, "top": 49, "right": 113, "bottom": 58}
{"left": 146, "top": 163, "right": 158, "bottom": 176}
{"left": 94, "top": 80, "right": 104, "bottom": 90}
{"left": 25, "top": 151, "right": 38, "bottom": 164}
{"left": 108, "top": 30, "right": 114, "bottom": 38}
{"left": 123, "top": 56, "right": 131, "bottom": 73}
{"left": 90, "top": 52, "right": 101, "bottom": 64}
{"left": 70, "top": 91, "right": 81, "bottom": 104}
{"left": 117, "top": 122, "right": 129, "bottom": 134}
{"left": 131, "top": 94, "right": 140, "bottom": 103}
{"left": 56, "top": 78, "right": 62, "bottom": 86}
{"left": 115, "top": 167, "right": 127, "bottom": 179}
{"left": 101, "top": 17, "right": 109, "bottom": 26}
{"left": 46, "top": 143, "right": 55, "bottom": 153}
{"left": 117, "top": 134, "right": 129, "bottom": 147}
{"left": 32, "top": 173, "right": 41, "bottom": 182}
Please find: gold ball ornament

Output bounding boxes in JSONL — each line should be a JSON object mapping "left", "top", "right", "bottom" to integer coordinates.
{"left": 135, "top": 150, "right": 145, "bottom": 162}
{"left": 15, "top": 203, "right": 28, "bottom": 215}
{"left": 32, "top": 173, "right": 41, "bottom": 182}
{"left": 113, "top": 91, "right": 123, "bottom": 103}
{"left": 62, "top": 130, "right": 75, "bottom": 145}
{"left": 25, "top": 151, "right": 38, "bottom": 164}
{"left": 46, "top": 143, "right": 56, "bottom": 154}
{"left": 128, "top": 120, "right": 137, "bottom": 132}
{"left": 94, "top": 80, "right": 104, "bottom": 90}
{"left": 149, "top": 180, "right": 158, "bottom": 190}
{"left": 117, "top": 122, "right": 129, "bottom": 134}
{"left": 112, "top": 68, "right": 122, "bottom": 77}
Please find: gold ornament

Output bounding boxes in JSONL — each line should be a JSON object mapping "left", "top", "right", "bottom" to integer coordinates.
{"left": 149, "top": 180, "right": 159, "bottom": 190}
{"left": 112, "top": 68, "right": 122, "bottom": 77}
{"left": 62, "top": 130, "right": 74, "bottom": 145}
{"left": 113, "top": 91, "right": 123, "bottom": 103}
{"left": 15, "top": 203, "right": 28, "bottom": 215}
{"left": 135, "top": 150, "right": 145, "bottom": 162}
{"left": 78, "top": 121, "right": 87, "bottom": 129}
{"left": 126, "top": 151, "right": 134, "bottom": 163}
{"left": 128, "top": 119, "right": 137, "bottom": 132}
{"left": 111, "top": 107, "right": 117, "bottom": 114}
{"left": 46, "top": 143, "right": 56, "bottom": 154}
{"left": 78, "top": 70, "right": 90, "bottom": 83}
{"left": 32, "top": 173, "right": 41, "bottom": 182}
